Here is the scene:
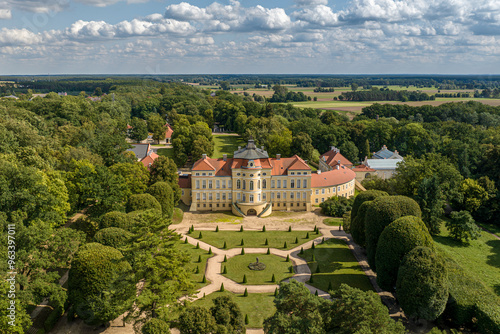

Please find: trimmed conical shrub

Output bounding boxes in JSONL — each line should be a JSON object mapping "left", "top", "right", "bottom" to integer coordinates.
{"left": 208, "top": 247, "right": 212, "bottom": 255}
{"left": 243, "top": 288, "right": 248, "bottom": 297}
{"left": 289, "top": 266, "right": 293, "bottom": 273}
{"left": 315, "top": 290, "right": 318, "bottom": 296}
{"left": 240, "top": 226, "right": 244, "bottom": 232}
{"left": 294, "top": 237, "right": 298, "bottom": 244}
{"left": 215, "top": 225, "right": 219, "bottom": 232}
{"left": 184, "top": 238, "right": 188, "bottom": 244}
{"left": 288, "top": 226, "right": 292, "bottom": 232}
{"left": 196, "top": 242, "right": 200, "bottom": 249}
{"left": 265, "top": 238, "right": 269, "bottom": 246}
{"left": 309, "top": 275, "right": 314, "bottom": 283}
{"left": 223, "top": 255, "right": 227, "bottom": 262}
{"left": 223, "top": 266, "right": 227, "bottom": 274}
{"left": 300, "top": 247, "right": 304, "bottom": 254}
{"left": 283, "top": 241, "right": 287, "bottom": 248}
{"left": 223, "top": 241, "right": 227, "bottom": 249}
{"left": 195, "top": 266, "right": 200, "bottom": 274}
{"left": 197, "top": 255, "right": 202, "bottom": 263}
{"left": 328, "top": 281, "right": 332, "bottom": 291}
{"left": 220, "top": 283, "right": 224, "bottom": 292}
{"left": 241, "top": 248, "right": 245, "bottom": 255}
{"left": 245, "top": 314, "right": 249, "bottom": 324}
{"left": 243, "top": 274, "right": 247, "bottom": 283}
{"left": 198, "top": 232, "right": 203, "bottom": 239}
{"left": 286, "top": 254, "right": 290, "bottom": 262}
{"left": 312, "top": 242, "right": 315, "bottom": 250}
{"left": 271, "top": 274, "right": 276, "bottom": 283}
{"left": 316, "top": 265, "right": 320, "bottom": 273}
{"left": 306, "top": 232, "right": 310, "bottom": 239}
{"left": 274, "top": 288, "right": 278, "bottom": 296}
{"left": 240, "top": 239, "right": 244, "bottom": 246}
{"left": 266, "top": 248, "right": 270, "bottom": 255}
{"left": 262, "top": 225, "right": 266, "bottom": 232}
{"left": 202, "top": 275, "right": 206, "bottom": 283}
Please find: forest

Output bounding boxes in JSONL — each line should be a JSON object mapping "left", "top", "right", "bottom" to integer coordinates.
{"left": 1, "top": 79, "right": 499, "bottom": 333}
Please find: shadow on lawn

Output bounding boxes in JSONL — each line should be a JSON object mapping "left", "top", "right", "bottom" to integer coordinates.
{"left": 486, "top": 239, "right": 500, "bottom": 269}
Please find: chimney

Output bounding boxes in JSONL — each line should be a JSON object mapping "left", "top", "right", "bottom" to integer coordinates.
{"left": 317, "top": 170, "right": 321, "bottom": 174}
{"left": 276, "top": 154, "right": 281, "bottom": 160}
{"left": 261, "top": 146, "right": 265, "bottom": 150}
{"left": 202, "top": 154, "right": 207, "bottom": 159}
{"left": 330, "top": 146, "right": 334, "bottom": 151}
{"left": 323, "top": 156, "right": 326, "bottom": 161}
{"left": 223, "top": 154, "right": 227, "bottom": 161}
{"left": 337, "top": 160, "right": 341, "bottom": 165}
{"left": 238, "top": 146, "right": 241, "bottom": 150}
{"left": 336, "top": 165, "right": 340, "bottom": 170}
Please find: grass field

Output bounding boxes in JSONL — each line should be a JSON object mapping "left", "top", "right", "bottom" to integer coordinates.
{"left": 223, "top": 253, "right": 293, "bottom": 285}
{"left": 478, "top": 223, "right": 500, "bottom": 238}
{"left": 157, "top": 147, "right": 174, "bottom": 158}
{"left": 178, "top": 241, "right": 213, "bottom": 289}
{"left": 192, "top": 291, "right": 276, "bottom": 328}
{"left": 191, "top": 211, "right": 243, "bottom": 224}
{"left": 212, "top": 134, "right": 246, "bottom": 159}
{"left": 323, "top": 217, "right": 343, "bottom": 226}
{"left": 300, "top": 238, "right": 373, "bottom": 292}
{"left": 433, "top": 225, "right": 500, "bottom": 296}
{"left": 191, "top": 230, "right": 318, "bottom": 250}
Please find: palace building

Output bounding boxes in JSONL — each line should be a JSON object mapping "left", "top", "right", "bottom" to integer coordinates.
{"left": 179, "top": 139, "right": 356, "bottom": 217}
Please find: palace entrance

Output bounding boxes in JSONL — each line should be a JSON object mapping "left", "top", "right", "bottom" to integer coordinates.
{"left": 247, "top": 209, "right": 257, "bottom": 216}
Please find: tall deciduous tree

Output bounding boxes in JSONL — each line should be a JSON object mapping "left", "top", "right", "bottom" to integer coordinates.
{"left": 291, "top": 132, "right": 314, "bottom": 162}
{"left": 416, "top": 176, "right": 445, "bottom": 234}
{"left": 110, "top": 162, "right": 150, "bottom": 197}
{"left": 148, "top": 113, "right": 166, "bottom": 144}
{"left": 129, "top": 117, "right": 149, "bottom": 142}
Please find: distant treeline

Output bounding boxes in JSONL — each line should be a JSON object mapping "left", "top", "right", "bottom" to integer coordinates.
{"left": 339, "top": 89, "right": 434, "bottom": 102}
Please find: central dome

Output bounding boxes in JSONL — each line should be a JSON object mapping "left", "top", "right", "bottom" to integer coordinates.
{"left": 233, "top": 138, "right": 269, "bottom": 160}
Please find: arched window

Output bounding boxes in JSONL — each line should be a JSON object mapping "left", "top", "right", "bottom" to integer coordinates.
{"left": 258, "top": 180, "right": 260, "bottom": 189}
{"left": 237, "top": 180, "right": 241, "bottom": 189}
{"left": 243, "top": 180, "right": 246, "bottom": 190}
{"left": 250, "top": 181, "right": 254, "bottom": 190}
{"left": 263, "top": 180, "right": 267, "bottom": 189}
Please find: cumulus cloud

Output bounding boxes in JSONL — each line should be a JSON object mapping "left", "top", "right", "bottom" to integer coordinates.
{"left": 0, "top": 0, "right": 69, "bottom": 13}
{"left": 0, "top": 8, "right": 11, "bottom": 19}
{"left": 294, "top": 5, "right": 339, "bottom": 26}
{"left": 294, "top": 0, "right": 329, "bottom": 7}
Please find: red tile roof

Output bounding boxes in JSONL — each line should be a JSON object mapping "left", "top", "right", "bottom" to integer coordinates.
{"left": 165, "top": 124, "right": 173, "bottom": 139}
{"left": 192, "top": 157, "right": 216, "bottom": 171}
{"left": 352, "top": 164, "right": 376, "bottom": 172}
{"left": 320, "top": 148, "right": 353, "bottom": 167}
{"left": 178, "top": 175, "right": 191, "bottom": 188}
{"left": 311, "top": 166, "right": 356, "bottom": 188}
{"left": 287, "top": 155, "right": 311, "bottom": 170}
{"left": 140, "top": 152, "right": 159, "bottom": 170}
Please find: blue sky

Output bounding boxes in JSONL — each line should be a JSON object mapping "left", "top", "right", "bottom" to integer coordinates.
{"left": 0, "top": 0, "right": 499, "bottom": 75}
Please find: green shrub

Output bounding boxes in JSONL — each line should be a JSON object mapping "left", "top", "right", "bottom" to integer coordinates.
{"left": 43, "top": 306, "right": 64, "bottom": 332}
{"left": 99, "top": 211, "right": 134, "bottom": 231}
{"left": 364, "top": 196, "right": 421, "bottom": 268}
{"left": 126, "top": 193, "right": 162, "bottom": 213}
{"left": 350, "top": 200, "right": 372, "bottom": 247}
{"left": 446, "top": 210, "right": 481, "bottom": 243}
{"left": 320, "top": 196, "right": 353, "bottom": 217}
{"left": 142, "top": 318, "right": 170, "bottom": 334}
{"left": 396, "top": 247, "right": 448, "bottom": 321}
{"left": 147, "top": 182, "right": 174, "bottom": 218}
{"left": 375, "top": 216, "right": 434, "bottom": 291}
{"left": 351, "top": 190, "right": 389, "bottom": 222}
{"left": 94, "top": 227, "right": 132, "bottom": 248}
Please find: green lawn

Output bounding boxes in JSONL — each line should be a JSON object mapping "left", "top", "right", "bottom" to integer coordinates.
{"left": 192, "top": 291, "right": 276, "bottom": 328}
{"left": 178, "top": 241, "right": 213, "bottom": 289}
{"left": 478, "top": 222, "right": 500, "bottom": 238}
{"left": 223, "top": 254, "right": 293, "bottom": 285}
{"left": 300, "top": 238, "right": 373, "bottom": 292}
{"left": 433, "top": 225, "right": 500, "bottom": 296}
{"left": 157, "top": 147, "right": 174, "bottom": 159}
{"left": 172, "top": 207, "right": 184, "bottom": 224}
{"left": 323, "top": 218, "right": 343, "bottom": 226}
{"left": 212, "top": 134, "right": 246, "bottom": 159}
{"left": 192, "top": 230, "right": 319, "bottom": 250}
{"left": 192, "top": 211, "right": 243, "bottom": 224}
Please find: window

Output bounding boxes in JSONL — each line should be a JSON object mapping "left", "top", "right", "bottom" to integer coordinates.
{"left": 237, "top": 180, "right": 241, "bottom": 189}
{"left": 338, "top": 186, "right": 341, "bottom": 192}
{"left": 303, "top": 179, "right": 307, "bottom": 188}
{"left": 277, "top": 192, "right": 281, "bottom": 199}
{"left": 229, "top": 193, "right": 232, "bottom": 200}
{"left": 303, "top": 192, "right": 306, "bottom": 199}
{"left": 283, "top": 180, "right": 287, "bottom": 188}
{"left": 250, "top": 181, "right": 254, "bottom": 190}
{"left": 182, "top": 190, "right": 185, "bottom": 195}
{"left": 216, "top": 180, "right": 220, "bottom": 189}
{"left": 203, "top": 193, "right": 206, "bottom": 200}
{"left": 237, "top": 193, "right": 241, "bottom": 201}
{"left": 271, "top": 180, "right": 275, "bottom": 188}
{"left": 291, "top": 180, "right": 295, "bottom": 188}
{"left": 315, "top": 198, "right": 318, "bottom": 203}
{"left": 258, "top": 180, "right": 260, "bottom": 189}
{"left": 237, "top": 173, "right": 241, "bottom": 176}
{"left": 277, "top": 180, "right": 281, "bottom": 188}
{"left": 202, "top": 180, "right": 206, "bottom": 189}
{"left": 209, "top": 193, "right": 212, "bottom": 200}
{"left": 291, "top": 172, "right": 295, "bottom": 175}
{"left": 258, "top": 194, "right": 261, "bottom": 201}
{"left": 263, "top": 193, "right": 266, "bottom": 200}
{"left": 243, "top": 194, "right": 246, "bottom": 202}
{"left": 216, "top": 193, "right": 220, "bottom": 200}
{"left": 202, "top": 173, "right": 206, "bottom": 176}
{"left": 263, "top": 173, "right": 267, "bottom": 176}
{"left": 222, "top": 180, "right": 226, "bottom": 188}
{"left": 332, "top": 187, "right": 336, "bottom": 193}
{"left": 322, "top": 189, "right": 325, "bottom": 194}
{"left": 196, "top": 180, "right": 200, "bottom": 189}
{"left": 284, "top": 192, "right": 287, "bottom": 199}
{"left": 195, "top": 173, "right": 200, "bottom": 176}
{"left": 297, "top": 192, "right": 300, "bottom": 199}
{"left": 208, "top": 180, "right": 213, "bottom": 189}
{"left": 228, "top": 181, "right": 232, "bottom": 188}
{"left": 243, "top": 180, "right": 246, "bottom": 190}
{"left": 315, "top": 189, "right": 319, "bottom": 195}
{"left": 297, "top": 172, "right": 301, "bottom": 175}
{"left": 322, "top": 198, "right": 325, "bottom": 202}
{"left": 263, "top": 179, "right": 267, "bottom": 189}
{"left": 249, "top": 195, "right": 254, "bottom": 202}
{"left": 271, "top": 192, "right": 275, "bottom": 199}
{"left": 196, "top": 193, "right": 200, "bottom": 200}
{"left": 291, "top": 192, "right": 294, "bottom": 199}
{"left": 222, "top": 193, "right": 226, "bottom": 200}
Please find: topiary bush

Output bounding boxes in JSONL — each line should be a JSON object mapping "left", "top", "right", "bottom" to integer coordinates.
{"left": 68, "top": 243, "right": 134, "bottom": 326}
{"left": 364, "top": 195, "right": 421, "bottom": 268}
{"left": 147, "top": 182, "right": 174, "bottom": 218}
{"left": 142, "top": 318, "right": 170, "bottom": 334}
{"left": 375, "top": 216, "right": 434, "bottom": 291}
{"left": 320, "top": 196, "right": 353, "bottom": 217}
{"left": 126, "top": 193, "right": 162, "bottom": 213}
{"left": 94, "top": 227, "right": 132, "bottom": 248}
{"left": 350, "top": 200, "right": 372, "bottom": 247}
{"left": 99, "top": 211, "right": 134, "bottom": 231}
{"left": 396, "top": 246, "right": 448, "bottom": 321}
{"left": 351, "top": 190, "right": 389, "bottom": 222}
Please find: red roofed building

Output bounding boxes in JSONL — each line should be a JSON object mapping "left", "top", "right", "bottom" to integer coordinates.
{"left": 140, "top": 151, "right": 159, "bottom": 170}
{"left": 351, "top": 164, "right": 377, "bottom": 182}
{"left": 164, "top": 123, "right": 173, "bottom": 144}
{"left": 319, "top": 146, "right": 353, "bottom": 171}
{"left": 182, "top": 138, "right": 356, "bottom": 217}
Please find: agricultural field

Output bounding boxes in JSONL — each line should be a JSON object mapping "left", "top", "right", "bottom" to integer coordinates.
{"left": 192, "top": 291, "right": 276, "bottom": 328}
{"left": 433, "top": 225, "right": 500, "bottom": 296}
{"left": 212, "top": 134, "right": 246, "bottom": 158}
{"left": 191, "top": 230, "right": 318, "bottom": 250}
{"left": 222, "top": 253, "right": 294, "bottom": 285}
{"left": 300, "top": 238, "right": 373, "bottom": 293}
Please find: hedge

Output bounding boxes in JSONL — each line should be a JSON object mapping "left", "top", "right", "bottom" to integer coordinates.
{"left": 142, "top": 318, "right": 170, "bottom": 334}
{"left": 375, "top": 216, "right": 434, "bottom": 291}
{"left": 350, "top": 201, "right": 372, "bottom": 247}
{"left": 443, "top": 257, "right": 500, "bottom": 334}
{"left": 94, "top": 227, "right": 132, "bottom": 248}
{"left": 99, "top": 211, "right": 135, "bottom": 231}
{"left": 364, "top": 195, "right": 421, "bottom": 268}
{"left": 43, "top": 306, "right": 64, "bottom": 332}
{"left": 350, "top": 190, "right": 389, "bottom": 222}
{"left": 147, "top": 182, "right": 174, "bottom": 218}
{"left": 396, "top": 246, "right": 448, "bottom": 321}
{"left": 126, "top": 193, "right": 162, "bottom": 213}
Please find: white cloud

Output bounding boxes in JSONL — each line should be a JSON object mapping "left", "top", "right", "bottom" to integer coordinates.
{"left": 0, "top": 8, "right": 11, "bottom": 19}
{"left": 0, "top": 27, "right": 46, "bottom": 45}
{"left": 294, "top": 0, "right": 329, "bottom": 7}
{"left": 0, "top": 0, "right": 69, "bottom": 13}
{"left": 294, "top": 5, "right": 339, "bottom": 26}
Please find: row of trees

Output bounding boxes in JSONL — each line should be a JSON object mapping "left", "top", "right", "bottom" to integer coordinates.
{"left": 339, "top": 88, "right": 433, "bottom": 102}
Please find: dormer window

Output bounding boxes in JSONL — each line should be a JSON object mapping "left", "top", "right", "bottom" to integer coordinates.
{"left": 249, "top": 160, "right": 254, "bottom": 167}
